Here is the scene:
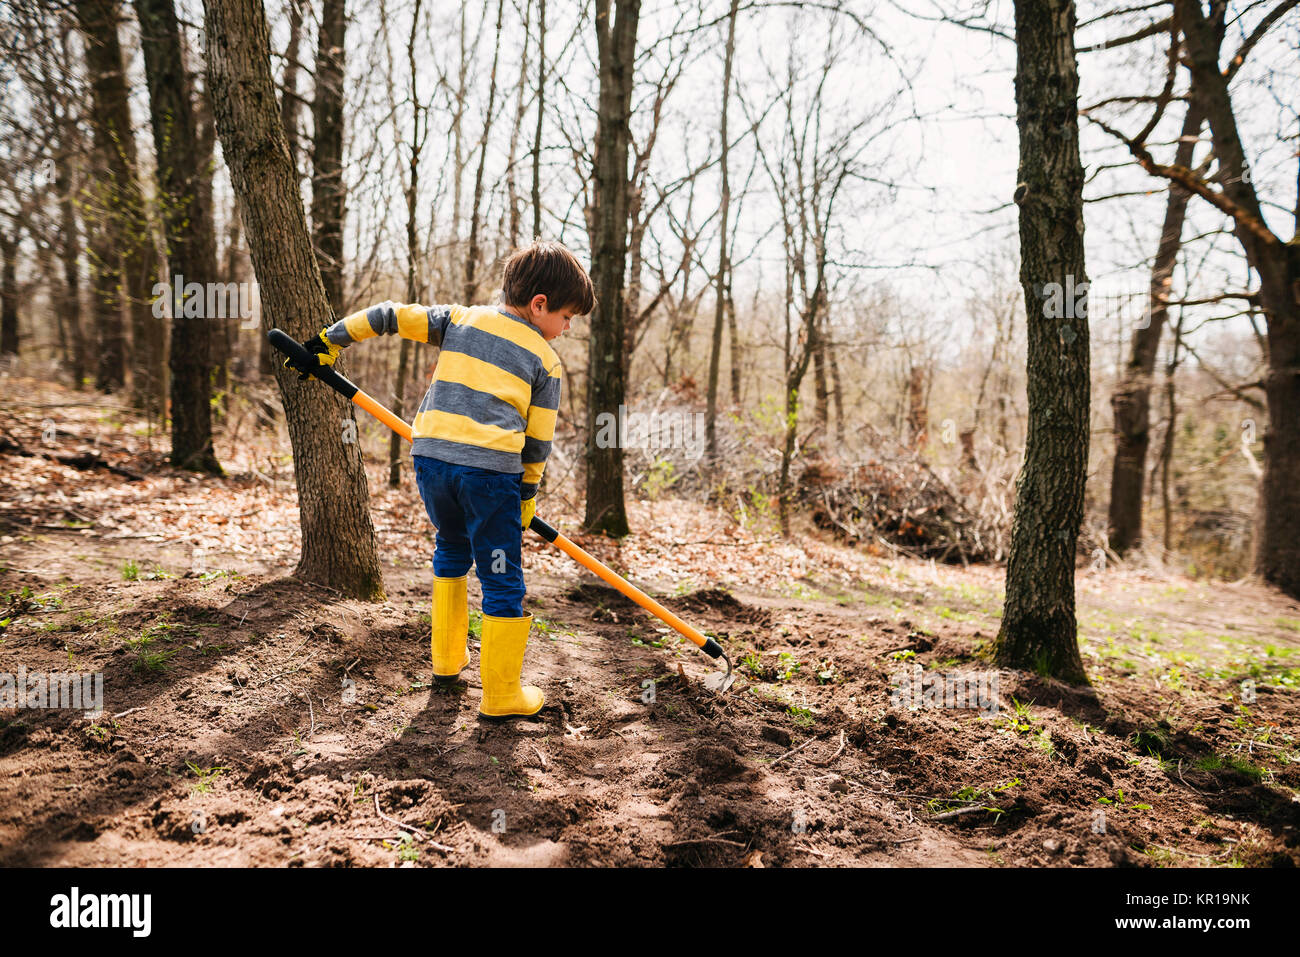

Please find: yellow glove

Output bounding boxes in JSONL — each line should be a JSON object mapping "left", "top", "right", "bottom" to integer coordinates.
{"left": 520, "top": 497, "right": 536, "bottom": 530}
{"left": 285, "top": 329, "right": 342, "bottom": 380}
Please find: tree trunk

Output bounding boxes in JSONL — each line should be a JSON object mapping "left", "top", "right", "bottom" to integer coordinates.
{"left": 193, "top": 72, "right": 230, "bottom": 415}
{"left": 389, "top": 0, "right": 426, "bottom": 489}
{"left": 1177, "top": 0, "right": 1300, "bottom": 598}
{"left": 828, "top": 323, "right": 844, "bottom": 443}
{"left": 0, "top": 229, "right": 17, "bottom": 355}
{"left": 705, "top": 0, "right": 739, "bottom": 465}
{"left": 726, "top": 286, "right": 741, "bottom": 405}
{"left": 450, "top": 6, "right": 469, "bottom": 280}
{"left": 812, "top": 313, "right": 829, "bottom": 431}
{"left": 906, "top": 361, "right": 928, "bottom": 448}
{"left": 310, "top": 0, "right": 347, "bottom": 312}
{"left": 138, "top": 0, "right": 223, "bottom": 474}
{"left": 1107, "top": 100, "right": 1202, "bottom": 556}
{"left": 53, "top": 118, "right": 88, "bottom": 387}
{"left": 279, "top": 0, "right": 304, "bottom": 174}
{"left": 506, "top": 0, "right": 531, "bottom": 251}
{"left": 85, "top": 139, "right": 126, "bottom": 393}
{"left": 464, "top": 0, "right": 505, "bottom": 301}
{"left": 203, "top": 0, "right": 386, "bottom": 600}
{"left": 216, "top": 208, "right": 239, "bottom": 403}
{"left": 1159, "top": 311, "right": 1185, "bottom": 553}
{"left": 74, "top": 0, "right": 161, "bottom": 411}
{"left": 993, "top": 0, "right": 1089, "bottom": 685}
{"left": 532, "top": 0, "right": 546, "bottom": 240}
{"left": 582, "top": 0, "right": 639, "bottom": 537}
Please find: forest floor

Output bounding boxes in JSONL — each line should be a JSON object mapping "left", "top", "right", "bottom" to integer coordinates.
{"left": 1, "top": 375, "right": 1298, "bottom": 867}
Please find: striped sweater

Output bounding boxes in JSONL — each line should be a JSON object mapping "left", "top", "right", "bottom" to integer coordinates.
{"left": 323, "top": 301, "right": 563, "bottom": 499}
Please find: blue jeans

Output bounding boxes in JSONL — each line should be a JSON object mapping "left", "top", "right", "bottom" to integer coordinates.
{"left": 413, "top": 454, "right": 525, "bottom": 617}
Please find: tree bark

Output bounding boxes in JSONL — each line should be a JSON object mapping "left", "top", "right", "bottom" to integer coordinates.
{"left": 994, "top": 0, "right": 1089, "bottom": 685}
{"left": 1176, "top": 0, "right": 1300, "bottom": 598}
{"left": 54, "top": 115, "right": 88, "bottom": 387}
{"left": 137, "top": 0, "right": 223, "bottom": 474}
{"left": 705, "top": 0, "right": 739, "bottom": 465}
{"left": 389, "top": 0, "right": 427, "bottom": 489}
{"left": 506, "top": 0, "right": 531, "bottom": 251}
{"left": 310, "top": 0, "right": 347, "bottom": 312}
{"left": 1159, "top": 311, "right": 1185, "bottom": 553}
{"left": 0, "top": 228, "right": 17, "bottom": 355}
{"left": 1107, "top": 99, "right": 1202, "bottom": 556}
{"left": 726, "top": 286, "right": 741, "bottom": 405}
{"left": 192, "top": 68, "right": 230, "bottom": 414}
{"left": 531, "top": 0, "right": 546, "bottom": 240}
{"left": 279, "top": 0, "right": 304, "bottom": 174}
{"left": 464, "top": 0, "right": 505, "bottom": 301}
{"left": 74, "top": 0, "right": 161, "bottom": 410}
{"left": 203, "top": 0, "right": 386, "bottom": 600}
{"left": 812, "top": 313, "right": 829, "bottom": 431}
{"left": 906, "top": 361, "right": 928, "bottom": 449}
{"left": 583, "top": 0, "right": 639, "bottom": 537}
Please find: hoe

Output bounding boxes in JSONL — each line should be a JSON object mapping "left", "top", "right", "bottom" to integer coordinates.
{"left": 269, "top": 328, "right": 735, "bottom": 692}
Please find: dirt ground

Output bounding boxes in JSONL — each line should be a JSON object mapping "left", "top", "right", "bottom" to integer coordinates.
{"left": 2, "top": 377, "right": 1298, "bottom": 867}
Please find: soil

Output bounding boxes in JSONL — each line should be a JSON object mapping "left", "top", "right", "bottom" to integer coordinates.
{"left": 2, "top": 377, "right": 1299, "bottom": 867}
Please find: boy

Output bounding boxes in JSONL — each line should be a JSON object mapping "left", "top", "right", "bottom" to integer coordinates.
{"left": 289, "top": 241, "right": 595, "bottom": 719}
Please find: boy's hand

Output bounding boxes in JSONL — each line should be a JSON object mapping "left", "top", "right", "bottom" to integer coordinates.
{"left": 285, "top": 329, "right": 341, "bottom": 380}
{"left": 521, "top": 497, "right": 536, "bottom": 530}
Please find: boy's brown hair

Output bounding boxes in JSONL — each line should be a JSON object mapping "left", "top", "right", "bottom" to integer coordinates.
{"left": 502, "top": 241, "right": 596, "bottom": 316}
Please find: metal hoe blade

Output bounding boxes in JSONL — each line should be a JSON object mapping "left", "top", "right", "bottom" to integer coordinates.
{"left": 702, "top": 653, "right": 735, "bottom": 693}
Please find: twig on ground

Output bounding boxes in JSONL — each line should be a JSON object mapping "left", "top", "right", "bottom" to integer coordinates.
{"left": 667, "top": 836, "right": 749, "bottom": 849}
{"left": 929, "top": 805, "right": 988, "bottom": 822}
{"left": 808, "top": 729, "right": 847, "bottom": 767}
{"left": 303, "top": 693, "right": 316, "bottom": 736}
{"left": 374, "top": 794, "right": 451, "bottom": 853}
{"left": 1175, "top": 759, "right": 1206, "bottom": 795}
{"left": 771, "top": 733, "right": 827, "bottom": 767}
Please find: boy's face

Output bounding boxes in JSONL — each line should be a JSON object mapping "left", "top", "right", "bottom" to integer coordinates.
{"left": 524, "top": 294, "right": 579, "bottom": 341}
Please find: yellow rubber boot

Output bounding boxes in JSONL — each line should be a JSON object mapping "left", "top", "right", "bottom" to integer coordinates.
{"left": 478, "top": 613, "right": 545, "bottom": 719}
{"left": 430, "top": 574, "right": 470, "bottom": 682}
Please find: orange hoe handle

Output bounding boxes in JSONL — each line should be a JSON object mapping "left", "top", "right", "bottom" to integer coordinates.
{"left": 268, "top": 329, "right": 731, "bottom": 672}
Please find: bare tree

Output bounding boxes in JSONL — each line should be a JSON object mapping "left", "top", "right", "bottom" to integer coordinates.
{"left": 744, "top": 12, "right": 886, "bottom": 535}
{"left": 137, "top": 0, "right": 222, "bottom": 473}
{"left": 583, "top": 0, "right": 640, "bottom": 537}
{"left": 74, "top": 0, "right": 162, "bottom": 412}
{"left": 310, "top": 0, "right": 347, "bottom": 312}
{"left": 705, "top": 0, "right": 739, "bottom": 466}
{"left": 993, "top": 0, "right": 1089, "bottom": 684}
{"left": 1107, "top": 91, "right": 1204, "bottom": 556}
{"left": 464, "top": 0, "right": 505, "bottom": 301}
{"left": 1086, "top": 0, "right": 1300, "bottom": 597}
{"left": 203, "top": 0, "right": 386, "bottom": 599}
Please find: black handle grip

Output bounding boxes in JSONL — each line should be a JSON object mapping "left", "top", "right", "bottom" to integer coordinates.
{"left": 527, "top": 515, "right": 559, "bottom": 542}
{"left": 267, "top": 328, "right": 358, "bottom": 399}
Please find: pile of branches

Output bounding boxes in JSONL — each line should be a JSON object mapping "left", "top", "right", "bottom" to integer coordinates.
{"left": 798, "top": 437, "right": 1004, "bottom": 564}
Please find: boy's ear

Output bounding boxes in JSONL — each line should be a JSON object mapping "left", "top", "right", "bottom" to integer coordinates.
{"left": 530, "top": 293, "right": 549, "bottom": 313}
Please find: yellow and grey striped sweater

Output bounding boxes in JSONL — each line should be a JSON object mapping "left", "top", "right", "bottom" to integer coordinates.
{"left": 324, "top": 302, "right": 562, "bottom": 499}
